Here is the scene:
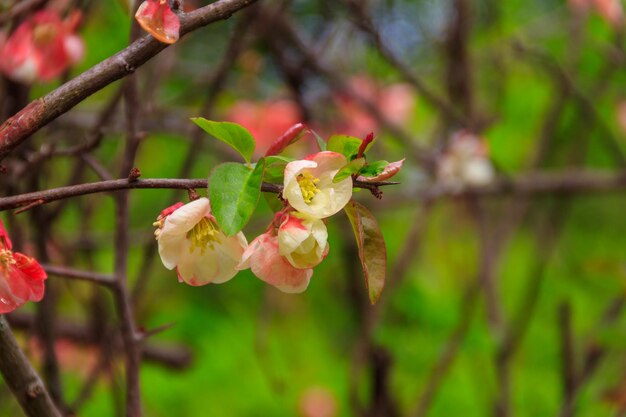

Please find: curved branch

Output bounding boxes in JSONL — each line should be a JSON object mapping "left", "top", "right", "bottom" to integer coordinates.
{"left": 0, "top": 0, "right": 259, "bottom": 161}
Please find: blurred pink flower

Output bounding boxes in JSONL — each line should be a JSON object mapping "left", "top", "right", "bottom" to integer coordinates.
{"left": 0, "top": 220, "right": 47, "bottom": 313}
{"left": 0, "top": 9, "right": 84, "bottom": 84}
{"left": 298, "top": 387, "right": 338, "bottom": 417}
{"left": 568, "top": 0, "right": 623, "bottom": 27}
{"left": 226, "top": 99, "right": 301, "bottom": 156}
{"left": 437, "top": 130, "right": 495, "bottom": 188}
{"left": 333, "top": 75, "right": 415, "bottom": 137}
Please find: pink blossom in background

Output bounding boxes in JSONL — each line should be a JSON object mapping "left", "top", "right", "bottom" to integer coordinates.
{"left": 0, "top": 9, "right": 84, "bottom": 84}
{"left": 437, "top": 130, "right": 495, "bottom": 188}
{"left": 333, "top": 75, "right": 415, "bottom": 137}
{"left": 0, "top": 220, "right": 47, "bottom": 313}
{"left": 298, "top": 387, "right": 338, "bottom": 417}
{"left": 225, "top": 99, "right": 301, "bottom": 156}
{"left": 568, "top": 0, "right": 624, "bottom": 26}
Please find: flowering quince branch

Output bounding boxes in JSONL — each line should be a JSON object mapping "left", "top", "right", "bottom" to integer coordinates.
{"left": 150, "top": 120, "right": 404, "bottom": 303}
{"left": 0, "top": 0, "right": 260, "bottom": 161}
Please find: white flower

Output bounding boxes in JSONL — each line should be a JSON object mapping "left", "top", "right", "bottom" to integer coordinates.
{"left": 283, "top": 151, "right": 353, "bottom": 219}
{"left": 277, "top": 212, "right": 328, "bottom": 269}
{"left": 155, "top": 198, "right": 247, "bottom": 286}
{"left": 438, "top": 131, "right": 495, "bottom": 187}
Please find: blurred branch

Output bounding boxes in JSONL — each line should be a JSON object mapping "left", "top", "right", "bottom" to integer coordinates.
{"left": 341, "top": 0, "right": 468, "bottom": 127}
{"left": 6, "top": 312, "right": 193, "bottom": 370}
{"left": 0, "top": 0, "right": 259, "bottom": 161}
{"left": 0, "top": 316, "right": 62, "bottom": 417}
{"left": 412, "top": 284, "right": 480, "bottom": 417}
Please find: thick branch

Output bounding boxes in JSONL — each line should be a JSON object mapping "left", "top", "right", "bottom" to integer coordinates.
{"left": 0, "top": 0, "right": 259, "bottom": 161}
{"left": 0, "top": 316, "right": 62, "bottom": 417}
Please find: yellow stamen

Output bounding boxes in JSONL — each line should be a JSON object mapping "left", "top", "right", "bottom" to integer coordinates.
{"left": 297, "top": 171, "right": 320, "bottom": 203}
{"left": 0, "top": 249, "right": 15, "bottom": 271}
{"left": 186, "top": 217, "right": 221, "bottom": 254}
{"left": 33, "top": 24, "right": 57, "bottom": 46}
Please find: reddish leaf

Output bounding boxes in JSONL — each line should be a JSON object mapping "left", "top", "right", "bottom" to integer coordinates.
{"left": 357, "top": 159, "right": 405, "bottom": 183}
{"left": 135, "top": 0, "right": 180, "bottom": 44}
{"left": 344, "top": 200, "right": 386, "bottom": 304}
{"left": 264, "top": 123, "right": 308, "bottom": 157}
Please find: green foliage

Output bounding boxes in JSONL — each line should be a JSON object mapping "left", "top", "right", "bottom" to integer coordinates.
{"left": 333, "top": 158, "right": 365, "bottom": 182}
{"left": 358, "top": 160, "right": 389, "bottom": 177}
{"left": 264, "top": 155, "right": 293, "bottom": 183}
{"left": 208, "top": 160, "right": 265, "bottom": 236}
{"left": 191, "top": 119, "right": 256, "bottom": 164}
{"left": 327, "top": 135, "right": 362, "bottom": 159}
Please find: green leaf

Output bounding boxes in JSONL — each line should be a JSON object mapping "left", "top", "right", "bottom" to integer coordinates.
{"left": 311, "top": 129, "right": 327, "bottom": 152}
{"left": 209, "top": 160, "right": 265, "bottom": 236}
{"left": 344, "top": 200, "right": 387, "bottom": 305}
{"left": 191, "top": 118, "right": 256, "bottom": 164}
{"left": 263, "top": 192, "right": 283, "bottom": 213}
{"left": 333, "top": 158, "right": 365, "bottom": 183}
{"left": 264, "top": 155, "right": 293, "bottom": 183}
{"left": 327, "top": 135, "right": 362, "bottom": 159}
{"left": 358, "top": 160, "right": 389, "bottom": 177}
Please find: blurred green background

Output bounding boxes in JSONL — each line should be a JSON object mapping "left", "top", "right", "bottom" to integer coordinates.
{"left": 1, "top": 0, "right": 626, "bottom": 416}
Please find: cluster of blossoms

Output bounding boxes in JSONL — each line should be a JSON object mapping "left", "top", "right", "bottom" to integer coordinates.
{"left": 0, "top": 220, "right": 47, "bottom": 313}
{"left": 0, "top": 9, "right": 84, "bottom": 84}
{"left": 437, "top": 130, "right": 495, "bottom": 189}
{"left": 154, "top": 151, "right": 353, "bottom": 293}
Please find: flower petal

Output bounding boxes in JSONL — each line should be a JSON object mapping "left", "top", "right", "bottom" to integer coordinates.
{"left": 243, "top": 233, "right": 312, "bottom": 293}
{"left": 284, "top": 153, "right": 353, "bottom": 219}
{"left": 135, "top": 0, "right": 181, "bottom": 44}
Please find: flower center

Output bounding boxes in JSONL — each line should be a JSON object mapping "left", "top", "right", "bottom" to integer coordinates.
{"left": 186, "top": 217, "right": 221, "bottom": 254}
{"left": 33, "top": 24, "right": 58, "bottom": 46}
{"left": 297, "top": 171, "right": 320, "bottom": 203}
{"left": 0, "top": 249, "right": 15, "bottom": 271}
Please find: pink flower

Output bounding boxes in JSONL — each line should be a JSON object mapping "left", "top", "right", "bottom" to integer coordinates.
{"left": 333, "top": 76, "right": 415, "bottom": 137}
{"left": 0, "top": 220, "right": 47, "bottom": 314}
{"left": 277, "top": 212, "right": 328, "bottom": 269}
{"left": 225, "top": 99, "right": 301, "bottom": 156}
{"left": 0, "top": 10, "right": 84, "bottom": 84}
{"left": 238, "top": 232, "right": 313, "bottom": 294}
{"left": 238, "top": 211, "right": 328, "bottom": 293}
{"left": 154, "top": 198, "right": 247, "bottom": 286}
{"left": 135, "top": 0, "right": 181, "bottom": 44}
{"left": 283, "top": 152, "right": 353, "bottom": 219}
